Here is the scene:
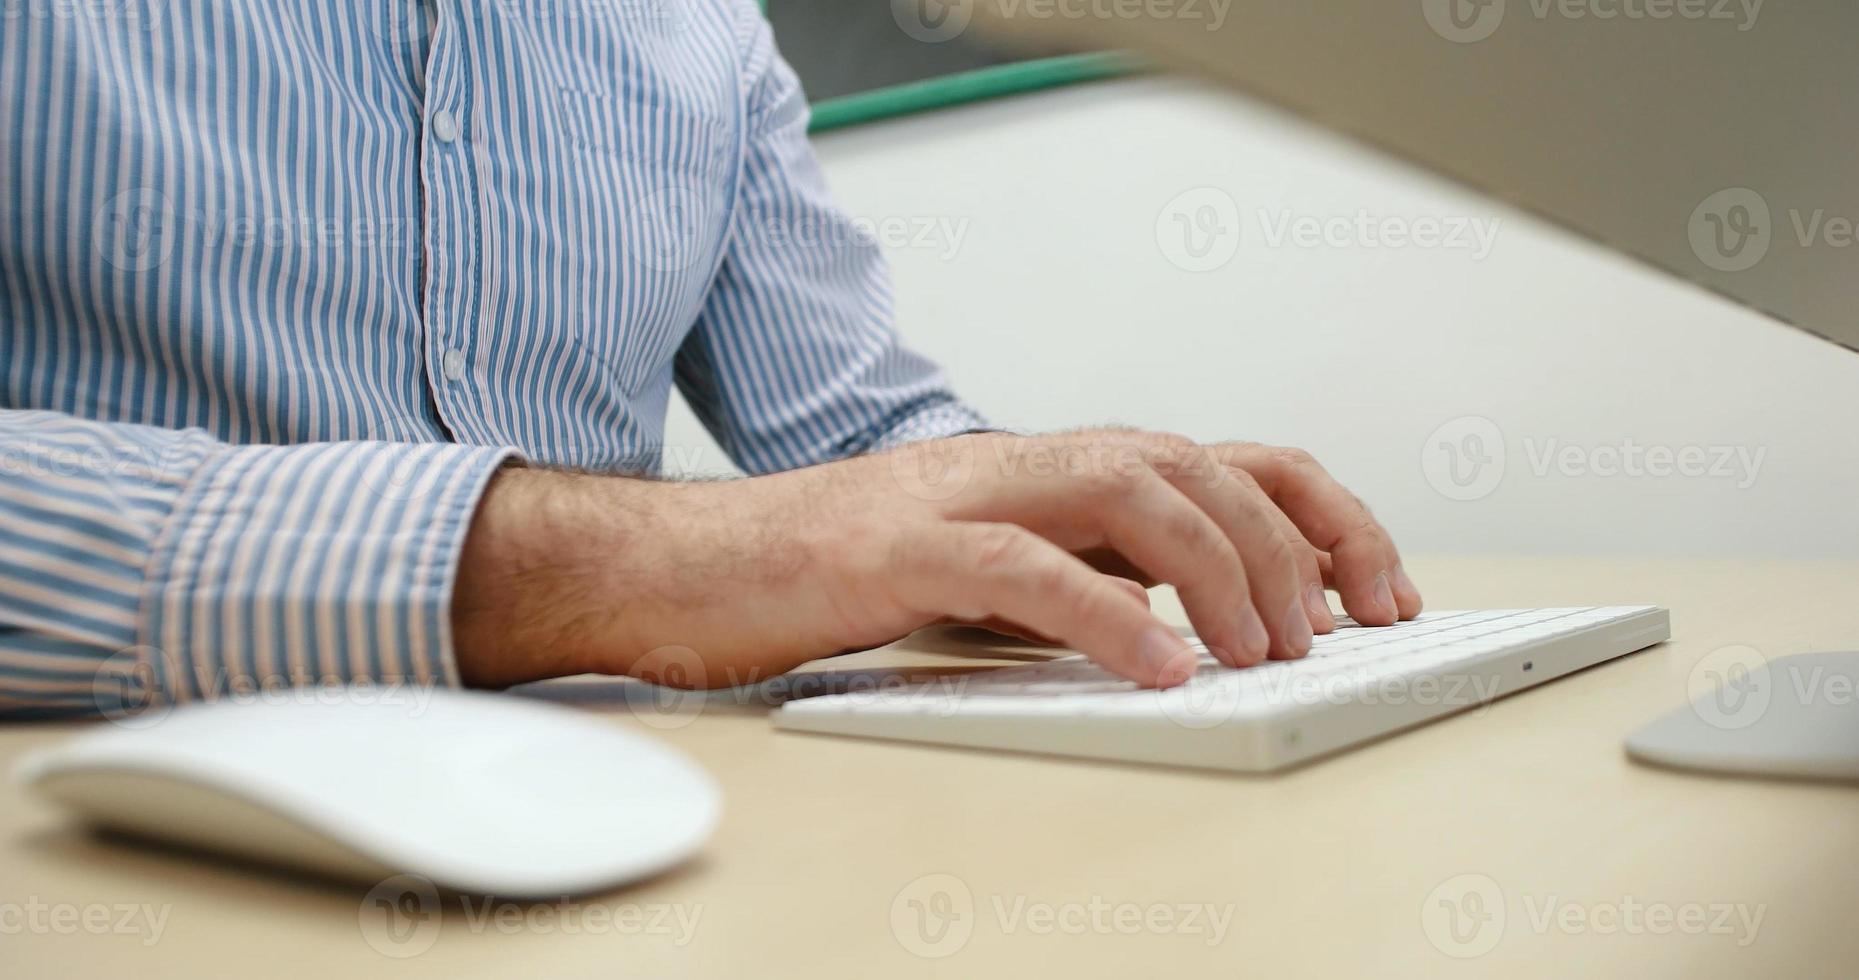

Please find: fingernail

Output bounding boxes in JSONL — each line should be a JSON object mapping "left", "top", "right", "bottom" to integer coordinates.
{"left": 1393, "top": 565, "right": 1422, "bottom": 610}
{"left": 1238, "top": 605, "right": 1270, "bottom": 662}
{"left": 1374, "top": 571, "right": 1397, "bottom": 619}
{"left": 1304, "top": 582, "right": 1336, "bottom": 633}
{"left": 1282, "top": 597, "right": 1314, "bottom": 658}
{"left": 1138, "top": 626, "right": 1196, "bottom": 687}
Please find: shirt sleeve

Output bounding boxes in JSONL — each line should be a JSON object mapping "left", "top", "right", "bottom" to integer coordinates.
{"left": 672, "top": 3, "right": 991, "bottom": 476}
{"left": 0, "top": 409, "right": 515, "bottom": 718}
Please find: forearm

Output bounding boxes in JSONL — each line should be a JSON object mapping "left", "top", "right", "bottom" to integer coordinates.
{"left": 451, "top": 465, "right": 819, "bottom": 689}
{"left": 448, "top": 455, "right": 930, "bottom": 693}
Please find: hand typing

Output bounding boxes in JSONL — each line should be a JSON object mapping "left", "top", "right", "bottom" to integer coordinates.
{"left": 451, "top": 430, "right": 1422, "bottom": 690}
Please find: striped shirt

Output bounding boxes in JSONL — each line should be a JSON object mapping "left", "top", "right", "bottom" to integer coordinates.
{"left": 0, "top": 0, "right": 985, "bottom": 716}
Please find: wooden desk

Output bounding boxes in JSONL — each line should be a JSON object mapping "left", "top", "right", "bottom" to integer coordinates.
{"left": 4, "top": 556, "right": 1856, "bottom": 978}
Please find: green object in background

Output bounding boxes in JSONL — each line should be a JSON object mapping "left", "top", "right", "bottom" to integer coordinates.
{"left": 807, "top": 52, "right": 1143, "bottom": 133}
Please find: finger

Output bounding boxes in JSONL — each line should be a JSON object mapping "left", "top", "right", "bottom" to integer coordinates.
{"left": 1215, "top": 443, "right": 1422, "bottom": 625}
{"left": 1051, "top": 432, "right": 1312, "bottom": 657}
{"left": 958, "top": 617, "right": 1061, "bottom": 645}
{"left": 1086, "top": 468, "right": 1258, "bottom": 669}
{"left": 1093, "top": 437, "right": 1331, "bottom": 635}
{"left": 896, "top": 523, "right": 1199, "bottom": 687}
{"left": 1147, "top": 449, "right": 1314, "bottom": 660}
{"left": 957, "top": 458, "right": 1259, "bottom": 669}
{"left": 1105, "top": 575, "right": 1153, "bottom": 606}
{"left": 1074, "top": 548, "right": 1157, "bottom": 587}
{"left": 956, "top": 575, "right": 1150, "bottom": 645}
{"left": 1231, "top": 466, "right": 1334, "bottom": 634}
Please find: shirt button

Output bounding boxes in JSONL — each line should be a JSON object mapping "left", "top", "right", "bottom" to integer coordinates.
{"left": 431, "top": 109, "right": 460, "bottom": 144}
{"left": 441, "top": 349, "right": 466, "bottom": 381}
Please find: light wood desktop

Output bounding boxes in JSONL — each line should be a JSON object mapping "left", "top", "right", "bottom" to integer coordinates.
{"left": 4, "top": 555, "right": 1856, "bottom": 978}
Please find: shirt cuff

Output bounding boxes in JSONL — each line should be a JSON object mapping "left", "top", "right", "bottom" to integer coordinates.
{"left": 867, "top": 399, "right": 994, "bottom": 454}
{"left": 134, "top": 440, "right": 517, "bottom": 705}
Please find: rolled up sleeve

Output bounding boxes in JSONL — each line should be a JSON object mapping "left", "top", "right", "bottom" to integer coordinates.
{"left": 0, "top": 409, "right": 514, "bottom": 718}
{"left": 672, "top": 1, "right": 989, "bottom": 474}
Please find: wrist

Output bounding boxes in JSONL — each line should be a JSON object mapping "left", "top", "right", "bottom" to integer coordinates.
{"left": 451, "top": 466, "right": 629, "bottom": 687}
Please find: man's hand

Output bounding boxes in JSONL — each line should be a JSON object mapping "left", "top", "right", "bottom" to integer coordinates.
{"left": 451, "top": 430, "right": 1422, "bottom": 691}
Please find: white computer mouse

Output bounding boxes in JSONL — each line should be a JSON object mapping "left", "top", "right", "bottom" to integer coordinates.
{"left": 14, "top": 688, "right": 721, "bottom": 897}
{"left": 1625, "top": 649, "right": 1859, "bottom": 783}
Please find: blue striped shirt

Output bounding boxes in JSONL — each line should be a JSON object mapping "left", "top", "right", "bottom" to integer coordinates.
{"left": 0, "top": 0, "right": 985, "bottom": 716}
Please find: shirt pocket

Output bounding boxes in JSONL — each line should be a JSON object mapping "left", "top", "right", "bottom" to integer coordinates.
{"left": 556, "top": 78, "right": 734, "bottom": 179}
{"left": 554, "top": 77, "right": 740, "bottom": 394}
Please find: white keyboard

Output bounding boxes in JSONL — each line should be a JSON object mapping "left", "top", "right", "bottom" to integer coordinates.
{"left": 775, "top": 606, "right": 1670, "bottom": 771}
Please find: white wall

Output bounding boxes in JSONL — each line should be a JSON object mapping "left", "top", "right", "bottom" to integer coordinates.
{"left": 665, "top": 77, "right": 1859, "bottom": 559}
